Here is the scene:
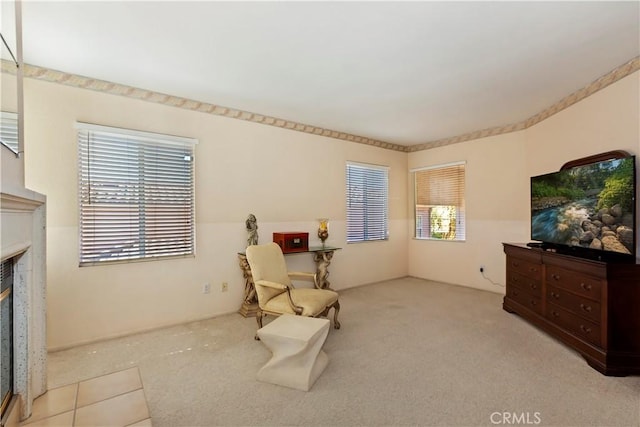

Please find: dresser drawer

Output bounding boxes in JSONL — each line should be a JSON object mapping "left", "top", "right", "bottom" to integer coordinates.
{"left": 507, "top": 257, "right": 542, "bottom": 280}
{"left": 506, "top": 286, "right": 542, "bottom": 315}
{"left": 507, "top": 271, "right": 542, "bottom": 297}
{"left": 547, "top": 302, "right": 601, "bottom": 347}
{"left": 546, "top": 266, "right": 602, "bottom": 301}
{"left": 547, "top": 285, "right": 601, "bottom": 324}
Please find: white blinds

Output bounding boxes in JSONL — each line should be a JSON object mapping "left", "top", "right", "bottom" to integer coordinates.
{"left": 0, "top": 111, "right": 18, "bottom": 153}
{"left": 77, "top": 123, "right": 196, "bottom": 265}
{"left": 414, "top": 162, "right": 466, "bottom": 240}
{"left": 346, "top": 162, "right": 389, "bottom": 242}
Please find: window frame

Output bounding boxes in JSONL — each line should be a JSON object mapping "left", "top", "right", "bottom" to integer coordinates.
{"left": 346, "top": 161, "right": 389, "bottom": 243}
{"left": 412, "top": 161, "right": 466, "bottom": 242}
{"left": 76, "top": 122, "right": 197, "bottom": 266}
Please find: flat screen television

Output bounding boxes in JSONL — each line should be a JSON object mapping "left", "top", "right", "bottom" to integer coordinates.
{"left": 530, "top": 155, "right": 636, "bottom": 262}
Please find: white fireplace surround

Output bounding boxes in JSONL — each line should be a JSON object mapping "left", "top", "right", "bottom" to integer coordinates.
{"left": 1, "top": 158, "right": 47, "bottom": 421}
{"left": 2, "top": 0, "right": 46, "bottom": 421}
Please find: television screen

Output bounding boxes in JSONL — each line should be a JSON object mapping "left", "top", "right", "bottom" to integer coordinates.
{"left": 531, "top": 156, "right": 636, "bottom": 260}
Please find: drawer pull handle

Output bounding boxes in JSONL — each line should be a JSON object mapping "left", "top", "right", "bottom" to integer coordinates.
{"left": 529, "top": 267, "right": 537, "bottom": 272}
{"left": 530, "top": 284, "right": 537, "bottom": 290}
{"left": 530, "top": 300, "right": 537, "bottom": 306}
{"left": 580, "top": 325, "right": 592, "bottom": 334}
{"left": 552, "top": 274, "right": 561, "bottom": 281}
{"left": 550, "top": 292, "right": 560, "bottom": 299}
{"left": 580, "top": 304, "right": 592, "bottom": 313}
{"left": 551, "top": 311, "right": 560, "bottom": 317}
{"left": 512, "top": 290, "right": 519, "bottom": 296}
{"left": 580, "top": 283, "right": 592, "bottom": 291}
{"left": 512, "top": 262, "right": 520, "bottom": 267}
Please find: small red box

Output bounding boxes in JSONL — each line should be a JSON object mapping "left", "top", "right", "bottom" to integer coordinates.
{"left": 273, "top": 232, "right": 309, "bottom": 253}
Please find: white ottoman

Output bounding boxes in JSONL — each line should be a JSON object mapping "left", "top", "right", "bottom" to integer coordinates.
{"left": 256, "top": 314, "right": 330, "bottom": 391}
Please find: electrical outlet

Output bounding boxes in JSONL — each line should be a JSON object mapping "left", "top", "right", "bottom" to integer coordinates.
{"left": 479, "top": 265, "right": 485, "bottom": 273}
{"left": 221, "top": 282, "right": 228, "bottom": 292}
{"left": 202, "top": 283, "right": 211, "bottom": 294}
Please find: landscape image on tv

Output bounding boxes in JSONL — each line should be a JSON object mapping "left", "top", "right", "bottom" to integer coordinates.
{"left": 531, "top": 157, "right": 635, "bottom": 255}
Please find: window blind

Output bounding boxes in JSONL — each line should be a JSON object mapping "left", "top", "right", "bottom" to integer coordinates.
{"left": 346, "top": 162, "right": 389, "bottom": 242}
{"left": 414, "top": 162, "right": 466, "bottom": 240}
{"left": 77, "top": 123, "right": 196, "bottom": 265}
{"left": 0, "top": 111, "right": 18, "bottom": 153}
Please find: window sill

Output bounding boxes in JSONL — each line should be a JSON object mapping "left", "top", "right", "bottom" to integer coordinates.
{"left": 79, "top": 253, "right": 195, "bottom": 267}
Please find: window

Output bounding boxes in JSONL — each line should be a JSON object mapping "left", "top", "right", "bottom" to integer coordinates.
{"left": 0, "top": 111, "right": 18, "bottom": 153}
{"left": 346, "top": 162, "right": 389, "bottom": 242}
{"left": 77, "top": 123, "right": 196, "bottom": 265}
{"left": 413, "top": 162, "right": 466, "bottom": 241}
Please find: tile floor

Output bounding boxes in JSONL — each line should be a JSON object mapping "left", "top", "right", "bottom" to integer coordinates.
{"left": 19, "top": 367, "right": 152, "bottom": 427}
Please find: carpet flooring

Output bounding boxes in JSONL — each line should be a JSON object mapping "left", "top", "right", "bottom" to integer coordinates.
{"left": 48, "top": 277, "right": 640, "bottom": 426}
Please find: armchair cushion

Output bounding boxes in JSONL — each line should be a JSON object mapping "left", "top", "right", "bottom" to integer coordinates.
{"left": 264, "top": 288, "right": 339, "bottom": 317}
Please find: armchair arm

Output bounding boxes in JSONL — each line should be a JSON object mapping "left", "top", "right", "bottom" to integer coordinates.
{"left": 255, "top": 279, "right": 304, "bottom": 315}
{"left": 288, "top": 271, "right": 322, "bottom": 289}
{"left": 284, "top": 288, "right": 304, "bottom": 315}
{"left": 288, "top": 271, "right": 317, "bottom": 283}
{"left": 254, "top": 280, "right": 302, "bottom": 314}
{"left": 254, "top": 280, "right": 288, "bottom": 291}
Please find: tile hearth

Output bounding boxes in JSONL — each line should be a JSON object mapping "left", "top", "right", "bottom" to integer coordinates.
{"left": 19, "top": 367, "right": 151, "bottom": 427}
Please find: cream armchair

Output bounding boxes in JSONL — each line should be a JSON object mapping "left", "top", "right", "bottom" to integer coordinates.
{"left": 245, "top": 242, "right": 341, "bottom": 338}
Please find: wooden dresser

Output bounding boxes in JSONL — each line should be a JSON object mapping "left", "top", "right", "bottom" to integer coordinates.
{"left": 503, "top": 243, "right": 640, "bottom": 376}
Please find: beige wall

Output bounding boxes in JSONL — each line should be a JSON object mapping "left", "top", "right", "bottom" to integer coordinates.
{"left": 24, "top": 78, "right": 408, "bottom": 350}
{"left": 524, "top": 72, "right": 640, "bottom": 175}
{"left": 22, "top": 68, "right": 639, "bottom": 349}
{"left": 407, "top": 71, "right": 640, "bottom": 290}
{"left": 408, "top": 131, "right": 529, "bottom": 291}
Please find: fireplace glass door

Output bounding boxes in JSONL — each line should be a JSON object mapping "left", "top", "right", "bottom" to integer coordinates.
{"left": 0, "top": 258, "right": 13, "bottom": 416}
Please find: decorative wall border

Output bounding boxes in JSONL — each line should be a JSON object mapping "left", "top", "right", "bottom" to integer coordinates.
{"left": 9, "top": 56, "right": 640, "bottom": 153}
{"left": 522, "top": 56, "right": 639, "bottom": 129}
{"left": 408, "top": 56, "right": 640, "bottom": 152}
{"left": 17, "top": 63, "right": 408, "bottom": 153}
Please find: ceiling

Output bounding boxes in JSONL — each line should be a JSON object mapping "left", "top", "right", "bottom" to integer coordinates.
{"left": 16, "top": 1, "right": 640, "bottom": 147}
